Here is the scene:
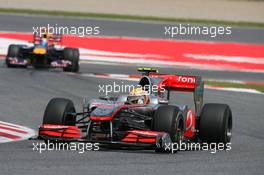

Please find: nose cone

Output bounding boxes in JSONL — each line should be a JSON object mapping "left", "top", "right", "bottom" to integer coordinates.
{"left": 33, "top": 47, "right": 47, "bottom": 54}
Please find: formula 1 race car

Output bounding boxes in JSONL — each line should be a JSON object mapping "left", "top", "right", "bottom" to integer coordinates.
{"left": 5, "top": 33, "right": 79, "bottom": 72}
{"left": 37, "top": 68, "right": 232, "bottom": 153}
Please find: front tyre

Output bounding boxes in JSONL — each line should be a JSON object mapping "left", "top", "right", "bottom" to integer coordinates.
{"left": 63, "top": 48, "right": 79, "bottom": 72}
{"left": 43, "top": 98, "right": 76, "bottom": 126}
{"left": 153, "top": 105, "right": 184, "bottom": 152}
{"left": 6, "top": 44, "right": 24, "bottom": 68}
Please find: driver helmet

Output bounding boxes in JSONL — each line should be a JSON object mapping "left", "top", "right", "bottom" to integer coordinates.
{"left": 40, "top": 27, "right": 49, "bottom": 39}
{"left": 127, "top": 87, "right": 149, "bottom": 104}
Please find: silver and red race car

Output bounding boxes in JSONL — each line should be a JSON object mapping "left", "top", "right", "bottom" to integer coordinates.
{"left": 37, "top": 68, "right": 232, "bottom": 153}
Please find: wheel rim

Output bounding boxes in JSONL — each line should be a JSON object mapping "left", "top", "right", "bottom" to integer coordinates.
{"left": 175, "top": 118, "right": 184, "bottom": 142}
{"left": 225, "top": 114, "right": 232, "bottom": 142}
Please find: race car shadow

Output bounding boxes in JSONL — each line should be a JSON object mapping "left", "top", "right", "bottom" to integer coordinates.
{"left": 99, "top": 147, "right": 159, "bottom": 154}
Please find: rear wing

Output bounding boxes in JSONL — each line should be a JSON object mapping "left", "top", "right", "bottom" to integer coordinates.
{"left": 138, "top": 68, "right": 204, "bottom": 116}
{"left": 138, "top": 68, "right": 202, "bottom": 91}
{"left": 158, "top": 75, "right": 199, "bottom": 92}
{"left": 159, "top": 74, "right": 204, "bottom": 116}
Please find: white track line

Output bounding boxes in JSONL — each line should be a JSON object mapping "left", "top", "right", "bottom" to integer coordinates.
{"left": 184, "top": 54, "right": 264, "bottom": 64}
{"left": 205, "top": 86, "right": 263, "bottom": 95}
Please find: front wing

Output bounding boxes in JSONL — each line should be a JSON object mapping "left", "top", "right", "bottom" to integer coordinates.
{"left": 38, "top": 124, "right": 172, "bottom": 150}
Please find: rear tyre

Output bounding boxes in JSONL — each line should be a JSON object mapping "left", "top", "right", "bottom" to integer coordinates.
{"left": 43, "top": 98, "right": 76, "bottom": 126}
{"left": 153, "top": 105, "right": 184, "bottom": 152}
{"left": 63, "top": 48, "right": 79, "bottom": 72}
{"left": 199, "top": 103, "right": 232, "bottom": 144}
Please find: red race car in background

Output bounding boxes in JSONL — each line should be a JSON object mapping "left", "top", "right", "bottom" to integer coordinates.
{"left": 37, "top": 68, "right": 232, "bottom": 153}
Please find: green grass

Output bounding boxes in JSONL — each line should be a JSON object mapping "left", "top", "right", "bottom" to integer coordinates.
{"left": 206, "top": 81, "right": 264, "bottom": 93}
{"left": 0, "top": 8, "right": 264, "bottom": 28}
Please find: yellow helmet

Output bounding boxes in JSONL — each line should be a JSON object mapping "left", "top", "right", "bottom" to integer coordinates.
{"left": 127, "top": 87, "right": 149, "bottom": 104}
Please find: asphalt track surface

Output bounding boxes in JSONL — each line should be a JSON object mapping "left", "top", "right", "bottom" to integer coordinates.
{"left": 0, "top": 14, "right": 264, "bottom": 175}
{"left": 1, "top": 13, "right": 264, "bottom": 44}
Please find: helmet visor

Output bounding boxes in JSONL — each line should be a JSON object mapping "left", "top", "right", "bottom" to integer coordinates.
{"left": 127, "top": 95, "right": 145, "bottom": 104}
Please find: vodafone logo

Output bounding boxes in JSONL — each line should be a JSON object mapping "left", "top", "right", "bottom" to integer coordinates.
{"left": 178, "top": 76, "right": 196, "bottom": 83}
